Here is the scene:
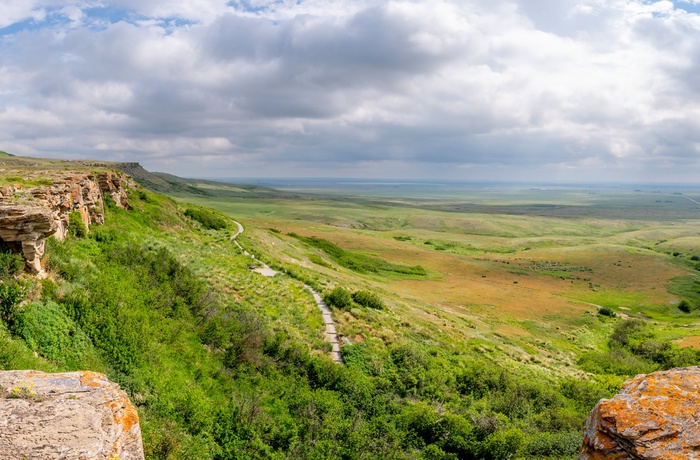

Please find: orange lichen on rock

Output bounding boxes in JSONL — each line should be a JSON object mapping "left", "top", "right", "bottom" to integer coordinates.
{"left": 0, "top": 370, "right": 144, "bottom": 460}
{"left": 580, "top": 366, "right": 700, "bottom": 459}
{"left": 80, "top": 370, "right": 109, "bottom": 388}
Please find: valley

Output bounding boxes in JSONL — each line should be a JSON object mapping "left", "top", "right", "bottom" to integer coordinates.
{"left": 172, "top": 178, "right": 700, "bottom": 380}
{"left": 2, "top": 154, "right": 700, "bottom": 459}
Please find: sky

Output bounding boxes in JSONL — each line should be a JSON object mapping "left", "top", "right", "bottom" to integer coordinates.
{"left": 1, "top": 0, "right": 699, "bottom": 182}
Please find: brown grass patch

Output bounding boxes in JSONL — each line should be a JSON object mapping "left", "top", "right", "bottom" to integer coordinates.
{"left": 676, "top": 336, "right": 700, "bottom": 349}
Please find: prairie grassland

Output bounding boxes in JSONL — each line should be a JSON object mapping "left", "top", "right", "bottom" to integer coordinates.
{"left": 170, "top": 181, "right": 700, "bottom": 376}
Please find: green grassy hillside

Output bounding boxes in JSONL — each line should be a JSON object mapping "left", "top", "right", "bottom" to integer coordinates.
{"left": 3, "top": 162, "right": 700, "bottom": 459}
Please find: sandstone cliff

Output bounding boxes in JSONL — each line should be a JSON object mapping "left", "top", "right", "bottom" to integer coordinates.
{"left": 580, "top": 366, "right": 700, "bottom": 459}
{"left": 0, "top": 171, "right": 132, "bottom": 276}
{"left": 0, "top": 370, "right": 144, "bottom": 459}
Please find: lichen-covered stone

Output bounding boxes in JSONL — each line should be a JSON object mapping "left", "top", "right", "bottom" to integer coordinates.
{"left": 580, "top": 366, "right": 700, "bottom": 459}
{"left": 0, "top": 370, "right": 144, "bottom": 460}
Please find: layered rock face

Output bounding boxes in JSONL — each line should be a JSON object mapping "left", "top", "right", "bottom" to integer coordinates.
{"left": 0, "top": 172, "right": 132, "bottom": 275}
{"left": 0, "top": 370, "right": 144, "bottom": 459}
{"left": 580, "top": 366, "right": 700, "bottom": 459}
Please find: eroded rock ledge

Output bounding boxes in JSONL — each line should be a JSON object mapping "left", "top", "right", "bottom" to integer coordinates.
{"left": 0, "top": 171, "right": 132, "bottom": 276}
{"left": 580, "top": 366, "right": 700, "bottom": 459}
{"left": 0, "top": 370, "right": 144, "bottom": 460}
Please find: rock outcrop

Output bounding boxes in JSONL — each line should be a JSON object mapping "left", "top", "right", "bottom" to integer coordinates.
{"left": 0, "top": 171, "right": 132, "bottom": 276}
{"left": 0, "top": 370, "right": 144, "bottom": 459}
{"left": 580, "top": 366, "right": 700, "bottom": 459}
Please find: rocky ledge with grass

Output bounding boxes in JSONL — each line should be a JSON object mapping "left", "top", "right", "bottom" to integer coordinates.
{"left": 0, "top": 171, "right": 132, "bottom": 276}
{"left": 0, "top": 370, "right": 144, "bottom": 459}
{"left": 580, "top": 366, "right": 700, "bottom": 459}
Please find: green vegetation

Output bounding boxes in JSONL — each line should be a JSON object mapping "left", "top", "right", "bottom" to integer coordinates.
{"left": 324, "top": 286, "right": 352, "bottom": 309}
{"left": 352, "top": 290, "right": 385, "bottom": 309}
{"left": 68, "top": 211, "right": 87, "bottom": 238}
{"left": 0, "top": 245, "right": 24, "bottom": 279}
{"left": 579, "top": 320, "right": 700, "bottom": 377}
{"left": 4, "top": 159, "right": 700, "bottom": 458}
{"left": 0, "top": 243, "right": 27, "bottom": 335}
{"left": 678, "top": 300, "right": 694, "bottom": 313}
{"left": 0, "top": 185, "right": 619, "bottom": 459}
{"left": 184, "top": 207, "right": 229, "bottom": 230}
{"left": 291, "top": 233, "right": 426, "bottom": 276}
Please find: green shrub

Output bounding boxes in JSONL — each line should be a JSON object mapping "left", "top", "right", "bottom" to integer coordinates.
{"left": 0, "top": 247, "right": 24, "bottom": 279}
{"left": 678, "top": 300, "right": 693, "bottom": 313}
{"left": 0, "top": 281, "right": 26, "bottom": 333}
{"left": 324, "top": 287, "right": 352, "bottom": 309}
{"left": 598, "top": 307, "right": 616, "bottom": 317}
{"left": 136, "top": 189, "right": 149, "bottom": 202}
{"left": 13, "top": 301, "right": 100, "bottom": 368}
{"left": 308, "top": 254, "right": 330, "bottom": 267}
{"left": 68, "top": 211, "right": 87, "bottom": 238}
{"left": 581, "top": 319, "right": 700, "bottom": 376}
{"left": 524, "top": 431, "right": 581, "bottom": 457}
{"left": 352, "top": 290, "right": 385, "bottom": 309}
{"left": 0, "top": 328, "right": 46, "bottom": 370}
{"left": 291, "top": 234, "right": 426, "bottom": 276}
{"left": 184, "top": 207, "right": 228, "bottom": 230}
{"left": 90, "top": 227, "right": 117, "bottom": 243}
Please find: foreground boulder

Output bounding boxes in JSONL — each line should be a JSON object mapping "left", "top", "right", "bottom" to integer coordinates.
{"left": 0, "top": 370, "right": 144, "bottom": 459}
{"left": 580, "top": 366, "right": 700, "bottom": 459}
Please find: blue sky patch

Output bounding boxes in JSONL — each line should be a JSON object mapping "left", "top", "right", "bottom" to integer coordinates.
{"left": 671, "top": 0, "right": 700, "bottom": 13}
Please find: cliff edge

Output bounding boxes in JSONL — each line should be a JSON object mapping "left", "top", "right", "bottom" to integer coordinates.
{"left": 0, "top": 370, "right": 144, "bottom": 459}
{"left": 0, "top": 171, "right": 132, "bottom": 276}
{"left": 580, "top": 366, "right": 700, "bottom": 459}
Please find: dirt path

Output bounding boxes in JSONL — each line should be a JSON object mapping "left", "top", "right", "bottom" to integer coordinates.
{"left": 231, "top": 220, "right": 342, "bottom": 363}
{"left": 306, "top": 286, "right": 343, "bottom": 363}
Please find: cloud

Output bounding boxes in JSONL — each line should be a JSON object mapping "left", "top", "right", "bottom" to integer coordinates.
{"left": 0, "top": 1, "right": 46, "bottom": 29}
{"left": 0, "top": 0, "right": 699, "bottom": 181}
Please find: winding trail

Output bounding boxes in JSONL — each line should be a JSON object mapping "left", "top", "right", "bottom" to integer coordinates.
{"left": 230, "top": 220, "right": 343, "bottom": 363}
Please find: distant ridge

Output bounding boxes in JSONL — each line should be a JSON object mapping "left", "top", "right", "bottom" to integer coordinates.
{"left": 113, "top": 163, "right": 286, "bottom": 198}
{"left": 112, "top": 162, "right": 210, "bottom": 196}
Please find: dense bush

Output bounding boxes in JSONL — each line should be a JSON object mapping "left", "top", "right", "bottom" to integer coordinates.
{"left": 580, "top": 319, "right": 700, "bottom": 377}
{"left": 13, "top": 301, "right": 101, "bottom": 369}
{"left": 68, "top": 211, "right": 87, "bottom": 238}
{"left": 0, "top": 281, "right": 26, "bottom": 333}
{"left": 678, "top": 299, "right": 693, "bottom": 313}
{"left": 0, "top": 244, "right": 26, "bottom": 333}
{"left": 324, "top": 286, "right": 352, "bottom": 309}
{"left": 524, "top": 431, "right": 582, "bottom": 457}
{"left": 0, "top": 247, "right": 24, "bottom": 278}
{"left": 291, "top": 234, "right": 426, "bottom": 276}
{"left": 352, "top": 290, "right": 385, "bottom": 309}
{"left": 184, "top": 207, "right": 228, "bottom": 230}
